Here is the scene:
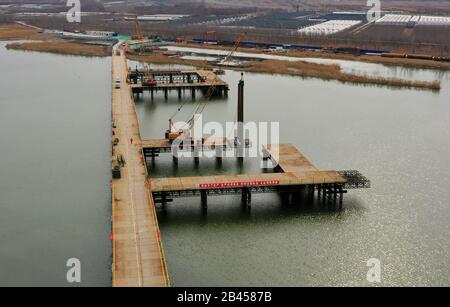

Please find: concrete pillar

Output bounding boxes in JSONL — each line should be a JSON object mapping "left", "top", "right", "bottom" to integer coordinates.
{"left": 237, "top": 74, "right": 245, "bottom": 163}
{"left": 161, "top": 192, "right": 167, "bottom": 205}
{"left": 201, "top": 190, "right": 208, "bottom": 211}
{"left": 216, "top": 146, "right": 223, "bottom": 164}
{"left": 322, "top": 185, "right": 327, "bottom": 205}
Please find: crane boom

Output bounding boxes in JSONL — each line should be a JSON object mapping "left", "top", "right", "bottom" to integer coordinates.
{"left": 223, "top": 32, "right": 246, "bottom": 63}
{"left": 132, "top": 16, "right": 143, "bottom": 40}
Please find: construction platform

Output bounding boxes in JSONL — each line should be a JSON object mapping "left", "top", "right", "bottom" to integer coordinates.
{"left": 128, "top": 69, "right": 229, "bottom": 99}
{"left": 111, "top": 46, "right": 169, "bottom": 287}
{"left": 148, "top": 143, "right": 370, "bottom": 209}
{"left": 142, "top": 137, "right": 251, "bottom": 158}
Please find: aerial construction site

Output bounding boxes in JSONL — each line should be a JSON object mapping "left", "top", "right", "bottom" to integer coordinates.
{"left": 1, "top": 0, "right": 449, "bottom": 291}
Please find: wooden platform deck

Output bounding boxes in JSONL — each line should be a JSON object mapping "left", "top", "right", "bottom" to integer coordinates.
{"left": 149, "top": 143, "right": 346, "bottom": 193}
{"left": 142, "top": 137, "right": 238, "bottom": 150}
{"left": 263, "top": 144, "right": 318, "bottom": 173}
{"left": 141, "top": 139, "right": 171, "bottom": 149}
{"left": 129, "top": 69, "right": 229, "bottom": 94}
{"left": 111, "top": 46, "right": 169, "bottom": 287}
{"left": 151, "top": 171, "right": 346, "bottom": 193}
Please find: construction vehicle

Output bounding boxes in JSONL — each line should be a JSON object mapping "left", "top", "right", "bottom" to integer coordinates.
{"left": 145, "top": 79, "right": 157, "bottom": 86}
{"left": 217, "top": 32, "right": 246, "bottom": 66}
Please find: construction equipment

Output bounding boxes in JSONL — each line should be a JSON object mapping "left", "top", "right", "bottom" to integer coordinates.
{"left": 166, "top": 78, "right": 222, "bottom": 142}
{"left": 132, "top": 16, "right": 143, "bottom": 40}
{"left": 203, "top": 31, "right": 218, "bottom": 44}
{"left": 222, "top": 32, "right": 246, "bottom": 64}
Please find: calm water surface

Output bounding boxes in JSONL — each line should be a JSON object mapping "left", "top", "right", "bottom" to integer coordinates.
{"left": 0, "top": 42, "right": 111, "bottom": 286}
{"left": 1, "top": 41, "right": 449, "bottom": 286}
{"left": 133, "top": 59, "right": 450, "bottom": 286}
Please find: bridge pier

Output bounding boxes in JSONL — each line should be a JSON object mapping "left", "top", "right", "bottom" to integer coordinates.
{"left": 216, "top": 146, "right": 223, "bottom": 164}
{"left": 164, "top": 88, "right": 168, "bottom": 100}
{"left": 201, "top": 190, "right": 208, "bottom": 211}
{"left": 178, "top": 88, "right": 182, "bottom": 100}
{"left": 191, "top": 89, "right": 196, "bottom": 100}
{"left": 322, "top": 185, "right": 328, "bottom": 205}
{"left": 241, "top": 187, "right": 252, "bottom": 207}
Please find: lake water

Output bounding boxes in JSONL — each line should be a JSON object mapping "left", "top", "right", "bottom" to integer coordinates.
{"left": 0, "top": 41, "right": 449, "bottom": 286}
{"left": 0, "top": 42, "right": 111, "bottom": 286}
{"left": 132, "top": 59, "right": 450, "bottom": 286}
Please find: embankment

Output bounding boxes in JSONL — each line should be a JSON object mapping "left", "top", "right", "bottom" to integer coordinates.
{"left": 6, "top": 41, "right": 111, "bottom": 57}
{"left": 128, "top": 53, "right": 441, "bottom": 91}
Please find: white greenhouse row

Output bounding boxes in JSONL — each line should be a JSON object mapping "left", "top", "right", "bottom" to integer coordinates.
{"left": 298, "top": 20, "right": 362, "bottom": 35}
{"left": 418, "top": 16, "right": 450, "bottom": 26}
{"left": 376, "top": 14, "right": 450, "bottom": 26}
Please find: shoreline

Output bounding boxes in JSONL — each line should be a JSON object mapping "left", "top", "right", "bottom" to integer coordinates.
{"left": 127, "top": 53, "right": 441, "bottom": 91}
{"left": 1, "top": 23, "right": 111, "bottom": 58}
{"left": 0, "top": 23, "right": 442, "bottom": 90}
{"left": 6, "top": 41, "right": 111, "bottom": 58}
{"left": 177, "top": 43, "right": 450, "bottom": 71}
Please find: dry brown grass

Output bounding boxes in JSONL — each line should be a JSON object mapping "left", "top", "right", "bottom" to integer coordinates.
{"left": 287, "top": 50, "right": 450, "bottom": 71}
{"left": 6, "top": 41, "right": 111, "bottom": 57}
{"left": 0, "top": 23, "right": 48, "bottom": 41}
{"left": 129, "top": 53, "right": 441, "bottom": 91}
{"left": 177, "top": 43, "right": 450, "bottom": 71}
{"left": 127, "top": 52, "right": 213, "bottom": 69}
{"left": 245, "top": 60, "right": 440, "bottom": 90}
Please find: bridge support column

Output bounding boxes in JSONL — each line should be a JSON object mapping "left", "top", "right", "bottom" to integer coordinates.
{"left": 201, "top": 190, "right": 208, "bottom": 211}
{"left": 339, "top": 185, "right": 344, "bottom": 209}
{"left": 161, "top": 192, "right": 167, "bottom": 206}
{"left": 172, "top": 146, "right": 179, "bottom": 166}
{"left": 216, "top": 146, "right": 223, "bottom": 164}
{"left": 241, "top": 187, "right": 252, "bottom": 207}
{"left": 322, "top": 185, "right": 328, "bottom": 205}
{"left": 194, "top": 139, "right": 201, "bottom": 165}
{"left": 164, "top": 88, "right": 168, "bottom": 100}
{"left": 288, "top": 192, "right": 294, "bottom": 205}
{"left": 178, "top": 88, "right": 182, "bottom": 100}
{"left": 333, "top": 184, "right": 338, "bottom": 203}
{"left": 307, "top": 185, "right": 314, "bottom": 200}
{"left": 150, "top": 89, "right": 154, "bottom": 100}
{"left": 191, "top": 89, "right": 196, "bottom": 100}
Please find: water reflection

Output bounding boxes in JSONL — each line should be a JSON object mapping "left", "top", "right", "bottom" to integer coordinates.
{"left": 135, "top": 59, "right": 450, "bottom": 286}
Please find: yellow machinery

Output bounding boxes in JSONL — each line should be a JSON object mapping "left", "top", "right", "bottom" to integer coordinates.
{"left": 132, "top": 16, "right": 143, "bottom": 40}
{"left": 223, "top": 32, "right": 246, "bottom": 63}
